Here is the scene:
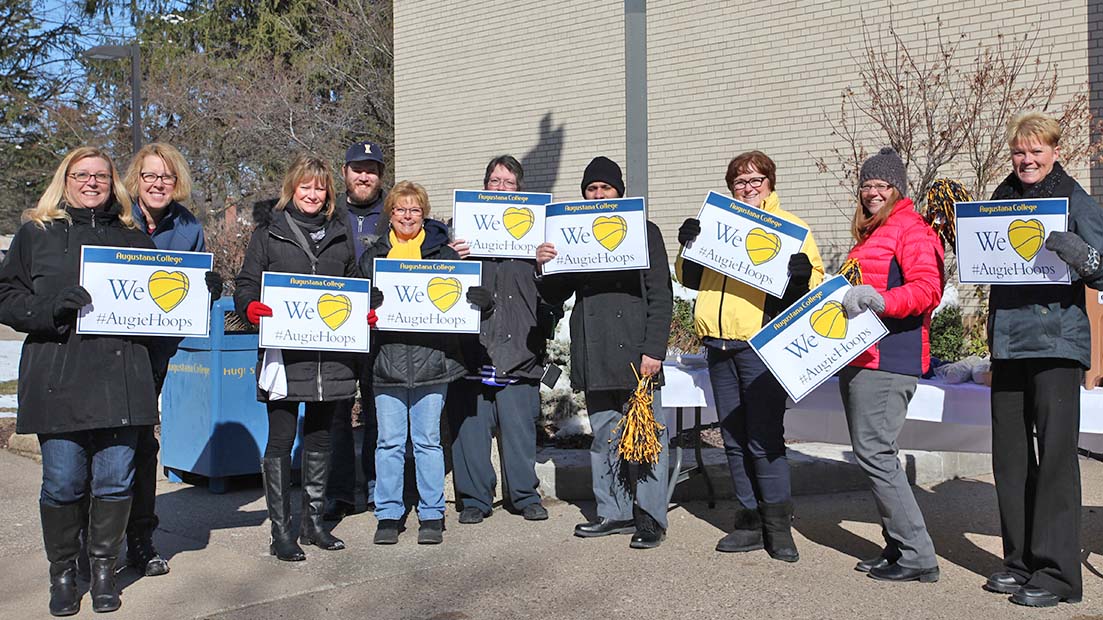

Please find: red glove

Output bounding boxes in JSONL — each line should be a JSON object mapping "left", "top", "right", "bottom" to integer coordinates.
{"left": 367, "top": 309, "right": 378, "bottom": 328}
{"left": 246, "top": 301, "right": 273, "bottom": 325}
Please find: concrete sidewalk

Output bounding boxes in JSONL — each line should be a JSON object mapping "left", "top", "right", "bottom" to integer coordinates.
{"left": 1, "top": 448, "right": 1101, "bottom": 619}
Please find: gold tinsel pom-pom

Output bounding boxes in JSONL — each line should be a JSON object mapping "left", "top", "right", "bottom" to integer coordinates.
{"left": 924, "top": 179, "right": 970, "bottom": 248}
{"left": 612, "top": 365, "right": 665, "bottom": 465}
{"left": 838, "top": 258, "right": 864, "bottom": 286}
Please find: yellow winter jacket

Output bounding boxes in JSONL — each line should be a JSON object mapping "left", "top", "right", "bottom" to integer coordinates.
{"left": 674, "top": 192, "right": 825, "bottom": 342}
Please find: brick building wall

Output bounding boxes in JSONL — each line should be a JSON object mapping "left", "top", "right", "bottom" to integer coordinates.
{"left": 394, "top": 0, "right": 1096, "bottom": 270}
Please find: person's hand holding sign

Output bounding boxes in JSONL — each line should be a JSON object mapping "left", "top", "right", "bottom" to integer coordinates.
{"left": 1045, "top": 230, "right": 1101, "bottom": 278}
{"left": 842, "top": 285, "right": 885, "bottom": 318}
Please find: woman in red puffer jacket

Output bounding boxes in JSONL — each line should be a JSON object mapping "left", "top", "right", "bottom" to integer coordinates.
{"left": 838, "top": 147, "right": 945, "bottom": 584}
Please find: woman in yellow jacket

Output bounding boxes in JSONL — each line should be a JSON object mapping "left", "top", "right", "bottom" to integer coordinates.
{"left": 676, "top": 151, "right": 824, "bottom": 561}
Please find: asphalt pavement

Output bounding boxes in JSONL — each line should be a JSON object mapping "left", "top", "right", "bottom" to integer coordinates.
{"left": 1, "top": 448, "right": 1102, "bottom": 619}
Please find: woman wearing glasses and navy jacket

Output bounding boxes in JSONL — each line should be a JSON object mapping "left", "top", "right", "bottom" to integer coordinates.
{"left": 0, "top": 146, "right": 160, "bottom": 615}
{"left": 675, "top": 151, "right": 824, "bottom": 561}
{"left": 120, "top": 142, "right": 221, "bottom": 578}
{"left": 838, "top": 147, "right": 944, "bottom": 583}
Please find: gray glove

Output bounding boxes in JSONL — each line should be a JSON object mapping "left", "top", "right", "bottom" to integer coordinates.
{"left": 1045, "top": 231, "right": 1101, "bottom": 278}
{"left": 842, "top": 284, "right": 885, "bottom": 317}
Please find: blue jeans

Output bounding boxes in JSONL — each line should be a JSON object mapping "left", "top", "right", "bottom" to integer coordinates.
{"left": 38, "top": 427, "right": 140, "bottom": 506}
{"left": 374, "top": 384, "right": 447, "bottom": 521}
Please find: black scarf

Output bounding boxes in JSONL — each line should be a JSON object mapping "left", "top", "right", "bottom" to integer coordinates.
{"left": 285, "top": 203, "right": 328, "bottom": 244}
{"left": 990, "top": 161, "right": 1077, "bottom": 200}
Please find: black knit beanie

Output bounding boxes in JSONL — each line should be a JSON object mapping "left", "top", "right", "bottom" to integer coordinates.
{"left": 859, "top": 147, "right": 908, "bottom": 197}
{"left": 580, "top": 156, "right": 625, "bottom": 198}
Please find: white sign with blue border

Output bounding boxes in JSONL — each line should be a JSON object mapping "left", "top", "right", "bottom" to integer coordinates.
{"left": 749, "top": 275, "right": 889, "bottom": 402}
{"left": 259, "top": 272, "right": 371, "bottom": 352}
{"left": 541, "top": 197, "right": 650, "bottom": 275}
{"left": 680, "top": 191, "right": 809, "bottom": 297}
{"left": 955, "top": 198, "right": 1070, "bottom": 285}
{"left": 372, "top": 259, "right": 483, "bottom": 333}
{"left": 77, "top": 246, "right": 213, "bottom": 337}
{"left": 451, "top": 190, "right": 553, "bottom": 259}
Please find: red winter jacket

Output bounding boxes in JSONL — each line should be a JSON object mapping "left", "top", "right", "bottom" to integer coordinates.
{"left": 845, "top": 198, "right": 945, "bottom": 376}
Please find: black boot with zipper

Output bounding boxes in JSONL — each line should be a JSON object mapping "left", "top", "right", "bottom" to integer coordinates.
{"left": 40, "top": 501, "right": 84, "bottom": 616}
{"left": 87, "top": 497, "right": 132, "bottom": 613}
{"left": 299, "top": 451, "right": 346, "bottom": 551}
{"left": 262, "top": 456, "right": 306, "bottom": 561}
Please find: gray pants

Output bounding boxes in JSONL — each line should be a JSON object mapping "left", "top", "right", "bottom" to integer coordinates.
{"left": 586, "top": 390, "right": 669, "bottom": 530}
{"left": 838, "top": 367, "right": 937, "bottom": 569}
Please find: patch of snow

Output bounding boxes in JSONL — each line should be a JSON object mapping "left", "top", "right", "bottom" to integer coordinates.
{"left": 0, "top": 340, "right": 21, "bottom": 382}
{"left": 932, "top": 282, "right": 960, "bottom": 317}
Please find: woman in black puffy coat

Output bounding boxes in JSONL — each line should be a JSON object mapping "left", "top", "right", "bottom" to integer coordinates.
{"left": 234, "top": 154, "right": 360, "bottom": 561}
{"left": 0, "top": 146, "right": 158, "bottom": 615}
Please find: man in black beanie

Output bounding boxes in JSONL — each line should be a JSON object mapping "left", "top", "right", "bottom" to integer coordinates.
{"left": 536, "top": 156, "right": 673, "bottom": 549}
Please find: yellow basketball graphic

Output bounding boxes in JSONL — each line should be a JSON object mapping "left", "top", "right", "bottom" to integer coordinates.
{"left": 745, "top": 228, "right": 782, "bottom": 266}
{"left": 592, "top": 215, "right": 627, "bottom": 251}
{"left": 147, "top": 270, "right": 190, "bottom": 313}
{"left": 809, "top": 301, "right": 848, "bottom": 340}
{"left": 1007, "top": 218, "right": 1045, "bottom": 261}
{"left": 502, "top": 207, "right": 535, "bottom": 240}
{"left": 427, "top": 277, "right": 462, "bottom": 313}
{"left": 317, "top": 294, "right": 352, "bottom": 331}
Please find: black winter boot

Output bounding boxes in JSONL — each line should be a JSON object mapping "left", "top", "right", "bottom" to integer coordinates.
{"left": 716, "top": 502, "right": 764, "bottom": 553}
{"left": 87, "top": 497, "right": 132, "bottom": 613}
{"left": 40, "top": 501, "right": 84, "bottom": 616}
{"left": 759, "top": 500, "right": 800, "bottom": 563}
{"left": 299, "top": 451, "right": 345, "bottom": 551}
{"left": 126, "top": 524, "right": 169, "bottom": 576}
{"left": 262, "top": 456, "right": 305, "bottom": 561}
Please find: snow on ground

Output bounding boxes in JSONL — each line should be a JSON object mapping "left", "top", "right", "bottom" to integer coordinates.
{"left": 0, "top": 340, "right": 21, "bottom": 416}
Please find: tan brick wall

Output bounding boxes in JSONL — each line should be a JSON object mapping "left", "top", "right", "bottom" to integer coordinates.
{"left": 395, "top": 0, "right": 1095, "bottom": 271}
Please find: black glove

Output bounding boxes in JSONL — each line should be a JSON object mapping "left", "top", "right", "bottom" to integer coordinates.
{"left": 53, "top": 285, "right": 92, "bottom": 320}
{"left": 466, "top": 286, "right": 495, "bottom": 312}
{"left": 1045, "top": 231, "right": 1101, "bottom": 278}
{"left": 678, "top": 218, "right": 701, "bottom": 246}
{"left": 370, "top": 286, "right": 384, "bottom": 309}
{"left": 787, "top": 253, "right": 813, "bottom": 286}
{"left": 204, "top": 271, "right": 223, "bottom": 300}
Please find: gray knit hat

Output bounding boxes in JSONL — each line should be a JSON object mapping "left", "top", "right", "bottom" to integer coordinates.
{"left": 859, "top": 147, "right": 907, "bottom": 197}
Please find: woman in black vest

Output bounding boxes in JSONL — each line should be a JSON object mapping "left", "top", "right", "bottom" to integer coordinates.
{"left": 235, "top": 154, "right": 360, "bottom": 561}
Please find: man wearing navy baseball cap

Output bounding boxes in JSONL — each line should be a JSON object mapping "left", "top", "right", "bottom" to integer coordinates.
{"left": 323, "top": 140, "right": 389, "bottom": 521}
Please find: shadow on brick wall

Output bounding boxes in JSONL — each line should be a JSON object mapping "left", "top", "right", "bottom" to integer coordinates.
{"left": 521, "top": 112, "right": 565, "bottom": 194}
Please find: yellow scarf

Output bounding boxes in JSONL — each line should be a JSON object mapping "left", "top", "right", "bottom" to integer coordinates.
{"left": 387, "top": 228, "right": 425, "bottom": 259}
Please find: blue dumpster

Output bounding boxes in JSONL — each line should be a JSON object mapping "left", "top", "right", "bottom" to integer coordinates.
{"left": 161, "top": 297, "right": 302, "bottom": 493}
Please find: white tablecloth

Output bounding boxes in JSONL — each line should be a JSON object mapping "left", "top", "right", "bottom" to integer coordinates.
{"left": 657, "top": 362, "right": 1103, "bottom": 453}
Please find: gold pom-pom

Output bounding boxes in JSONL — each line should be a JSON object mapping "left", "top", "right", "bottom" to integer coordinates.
{"left": 612, "top": 365, "right": 665, "bottom": 465}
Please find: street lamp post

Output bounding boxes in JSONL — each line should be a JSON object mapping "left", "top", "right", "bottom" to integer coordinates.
{"left": 84, "top": 44, "right": 142, "bottom": 154}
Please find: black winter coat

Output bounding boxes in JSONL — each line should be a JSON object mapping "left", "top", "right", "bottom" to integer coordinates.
{"left": 358, "top": 220, "right": 467, "bottom": 388}
{"left": 234, "top": 208, "right": 361, "bottom": 402}
{"left": 539, "top": 221, "right": 673, "bottom": 391}
{"left": 0, "top": 204, "right": 160, "bottom": 434}
{"left": 458, "top": 258, "right": 554, "bottom": 380}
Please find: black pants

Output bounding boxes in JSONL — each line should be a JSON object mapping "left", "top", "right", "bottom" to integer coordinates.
{"left": 127, "top": 357, "right": 171, "bottom": 535}
{"left": 265, "top": 401, "right": 337, "bottom": 458}
{"left": 326, "top": 363, "right": 377, "bottom": 505}
{"left": 991, "top": 358, "right": 1083, "bottom": 599}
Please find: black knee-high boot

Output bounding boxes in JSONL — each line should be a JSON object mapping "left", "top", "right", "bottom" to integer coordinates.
{"left": 40, "top": 501, "right": 84, "bottom": 616}
{"left": 88, "top": 497, "right": 132, "bottom": 613}
{"left": 299, "top": 451, "right": 345, "bottom": 550}
{"left": 262, "top": 456, "right": 305, "bottom": 561}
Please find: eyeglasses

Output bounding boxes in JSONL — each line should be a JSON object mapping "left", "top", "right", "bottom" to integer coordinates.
{"left": 392, "top": 207, "right": 424, "bottom": 216}
{"left": 69, "top": 172, "right": 111, "bottom": 184}
{"left": 140, "top": 172, "right": 178, "bottom": 185}
{"left": 731, "top": 176, "right": 767, "bottom": 190}
{"left": 859, "top": 183, "right": 893, "bottom": 193}
{"left": 487, "top": 178, "right": 518, "bottom": 190}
